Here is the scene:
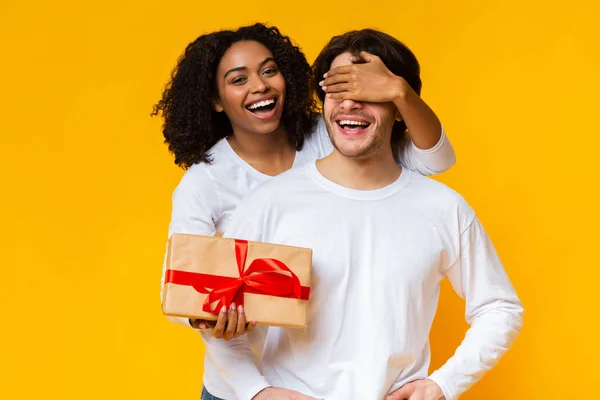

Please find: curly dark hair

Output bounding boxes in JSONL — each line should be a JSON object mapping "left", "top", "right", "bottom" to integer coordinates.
{"left": 312, "top": 29, "right": 422, "bottom": 145}
{"left": 152, "top": 23, "right": 320, "bottom": 169}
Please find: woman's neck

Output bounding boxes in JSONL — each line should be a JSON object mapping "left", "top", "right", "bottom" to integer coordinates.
{"left": 227, "top": 125, "right": 296, "bottom": 176}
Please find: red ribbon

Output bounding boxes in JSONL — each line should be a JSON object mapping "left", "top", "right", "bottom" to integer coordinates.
{"left": 165, "top": 239, "right": 310, "bottom": 315}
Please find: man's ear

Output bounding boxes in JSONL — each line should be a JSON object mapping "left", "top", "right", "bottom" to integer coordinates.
{"left": 213, "top": 99, "right": 224, "bottom": 112}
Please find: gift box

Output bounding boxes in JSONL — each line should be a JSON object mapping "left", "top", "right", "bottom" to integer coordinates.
{"left": 161, "top": 233, "right": 312, "bottom": 328}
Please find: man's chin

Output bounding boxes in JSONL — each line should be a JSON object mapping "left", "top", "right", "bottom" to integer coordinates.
{"left": 330, "top": 136, "right": 372, "bottom": 155}
{"left": 332, "top": 144, "right": 372, "bottom": 158}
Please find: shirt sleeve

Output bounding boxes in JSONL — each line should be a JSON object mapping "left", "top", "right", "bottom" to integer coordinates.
{"left": 201, "top": 202, "right": 271, "bottom": 399}
{"left": 397, "top": 125, "right": 456, "bottom": 175}
{"left": 310, "top": 116, "right": 456, "bottom": 175}
{"left": 160, "top": 166, "right": 220, "bottom": 329}
{"left": 428, "top": 216, "right": 524, "bottom": 400}
{"left": 202, "top": 328, "right": 271, "bottom": 400}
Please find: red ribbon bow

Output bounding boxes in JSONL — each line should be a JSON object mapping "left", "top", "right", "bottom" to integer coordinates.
{"left": 165, "top": 239, "right": 310, "bottom": 315}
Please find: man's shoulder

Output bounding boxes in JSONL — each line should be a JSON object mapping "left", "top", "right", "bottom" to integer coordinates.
{"left": 228, "top": 167, "right": 313, "bottom": 237}
{"left": 407, "top": 171, "right": 461, "bottom": 198}
{"left": 238, "top": 166, "right": 310, "bottom": 206}
{"left": 406, "top": 171, "right": 475, "bottom": 226}
{"left": 272, "top": 166, "right": 310, "bottom": 182}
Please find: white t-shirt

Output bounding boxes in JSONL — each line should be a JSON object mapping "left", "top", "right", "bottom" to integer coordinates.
{"left": 166, "top": 118, "right": 455, "bottom": 239}
{"left": 206, "top": 162, "right": 523, "bottom": 400}
{"left": 162, "top": 118, "right": 456, "bottom": 398}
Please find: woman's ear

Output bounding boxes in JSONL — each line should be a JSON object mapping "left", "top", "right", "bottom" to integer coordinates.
{"left": 213, "top": 99, "right": 224, "bottom": 112}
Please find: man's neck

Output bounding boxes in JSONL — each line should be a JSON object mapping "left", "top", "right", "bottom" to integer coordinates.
{"left": 227, "top": 125, "right": 296, "bottom": 176}
{"left": 316, "top": 148, "right": 402, "bottom": 190}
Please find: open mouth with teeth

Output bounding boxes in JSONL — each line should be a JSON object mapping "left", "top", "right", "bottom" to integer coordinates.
{"left": 336, "top": 119, "right": 371, "bottom": 135}
{"left": 246, "top": 97, "right": 278, "bottom": 116}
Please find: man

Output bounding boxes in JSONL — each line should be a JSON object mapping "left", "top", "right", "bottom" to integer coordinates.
{"left": 205, "top": 29, "right": 524, "bottom": 400}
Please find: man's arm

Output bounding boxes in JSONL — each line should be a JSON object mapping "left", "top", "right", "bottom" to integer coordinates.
{"left": 203, "top": 331, "right": 321, "bottom": 400}
{"left": 202, "top": 331, "right": 271, "bottom": 400}
{"left": 428, "top": 216, "right": 524, "bottom": 400}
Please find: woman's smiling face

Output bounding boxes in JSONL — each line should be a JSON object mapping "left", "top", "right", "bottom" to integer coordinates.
{"left": 214, "top": 40, "right": 287, "bottom": 136}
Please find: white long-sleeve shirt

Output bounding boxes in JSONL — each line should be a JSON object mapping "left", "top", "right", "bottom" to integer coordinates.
{"left": 206, "top": 162, "right": 523, "bottom": 400}
{"left": 161, "top": 119, "right": 457, "bottom": 399}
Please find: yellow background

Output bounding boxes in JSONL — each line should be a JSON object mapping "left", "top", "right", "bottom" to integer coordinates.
{"left": 1, "top": 0, "right": 598, "bottom": 398}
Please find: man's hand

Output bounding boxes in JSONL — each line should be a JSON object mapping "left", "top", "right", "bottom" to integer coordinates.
{"left": 319, "top": 51, "right": 411, "bottom": 104}
{"left": 252, "top": 387, "right": 324, "bottom": 400}
{"left": 190, "top": 303, "right": 256, "bottom": 340}
{"left": 385, "top": 379, "right": 445, "bottom": 400}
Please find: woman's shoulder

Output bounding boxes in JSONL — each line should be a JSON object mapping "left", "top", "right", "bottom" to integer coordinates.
{"left": 300, "top": 115, "right": 332, "bottom": 158}
{"left": 180, "top": 138, "right": 233, "bottom": 179}
{"left": 174, "top": 139, "right": 233, "bottom": 194}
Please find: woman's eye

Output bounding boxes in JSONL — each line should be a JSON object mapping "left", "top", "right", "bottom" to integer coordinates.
{"left": 263, "top": 68, "right": 278, "bottom": 75}
{"left": 231, "top": 77, "right": 246, "bottom": 85}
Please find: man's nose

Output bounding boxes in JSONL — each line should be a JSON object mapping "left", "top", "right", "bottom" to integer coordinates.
{"left": 338, "top": 98, "right": 363, "bottom": 112}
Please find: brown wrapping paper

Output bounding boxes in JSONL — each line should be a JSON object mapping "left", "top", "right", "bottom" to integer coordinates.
{"left": 161, "top": 233, "right": 312, "bottom": 328}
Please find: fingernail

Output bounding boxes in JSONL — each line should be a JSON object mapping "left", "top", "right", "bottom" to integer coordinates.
{"left": 322, "top": 86, "right": 327, "bottom": 91}
{"left": 238, "top": 305, "right": 244, "bottom": 313}
{"left": 318, "top": 80, "right": 324, "bottom": 86}
{"left": 220, "top": 306, "right": 227, "bottom": 314}
{"left": 323, "top": 73, "right": 328, "bottom": 78}
{"left": 230, "top": 302, "right": 236, "bottom": 310}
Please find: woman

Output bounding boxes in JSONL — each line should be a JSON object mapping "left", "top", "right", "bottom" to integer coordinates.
{"left": 153, "top": 23, "right": 455, "bottom": 400}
